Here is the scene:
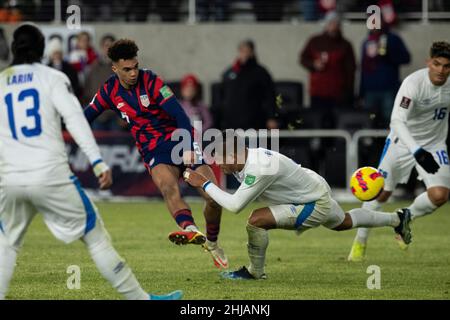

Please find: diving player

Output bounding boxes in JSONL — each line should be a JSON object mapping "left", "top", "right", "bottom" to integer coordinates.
{"left": 182, "top": 130, "right": 412, "bottom": 279}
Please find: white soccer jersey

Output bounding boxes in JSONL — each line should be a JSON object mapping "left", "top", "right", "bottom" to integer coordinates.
{"left": 0, "top": 63, "right": 102, "bottom": 186}
{"left": 204, "top": 148, "right": 330, "bottom": 213}
{"left": 390, "top": 68, "right": 450, "bottom": 152}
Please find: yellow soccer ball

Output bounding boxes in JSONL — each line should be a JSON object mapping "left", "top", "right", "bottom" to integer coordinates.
{"left": 350, "top": 167, "right": 385, "bottom": 201}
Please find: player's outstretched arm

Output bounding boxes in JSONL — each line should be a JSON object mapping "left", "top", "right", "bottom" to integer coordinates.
{"left": 183, "top": 169, "right": 269, "bottom": 213}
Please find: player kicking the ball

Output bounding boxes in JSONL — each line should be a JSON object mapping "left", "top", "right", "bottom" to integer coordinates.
{"left": 182, "top": 130, "right": 412, "bottom": 280}
{"left": 348, "top": 41, "right": 450, "bottom": 262}
{"left": 83, "top": 39, "right": 227, "bottom": 269}
{"left": 0, "top": 24, "right": 181, "bottom": 300}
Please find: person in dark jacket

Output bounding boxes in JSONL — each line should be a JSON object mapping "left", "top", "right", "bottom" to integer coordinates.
{"left": 359, "top": 23, "right": 410, "bottom": 127}
{"left": 217, "top": 40, "right": 278, "bottom": 130}
{"left": 300, "top": 11, "right": 356, "bottom": 126}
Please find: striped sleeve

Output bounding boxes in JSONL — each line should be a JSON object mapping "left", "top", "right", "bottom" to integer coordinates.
{"left": 148, "top": 72, "right": 194, "bottom": 144}
{"left": 84, "top": 84, "right": 112, "bottom": 123}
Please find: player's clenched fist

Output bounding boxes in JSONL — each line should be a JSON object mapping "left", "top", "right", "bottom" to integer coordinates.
{"left": 98, "top": 169, "right": 113, "bottom": 190}
{"left": 183, "top": 168, "right": 208, "bottom": 188}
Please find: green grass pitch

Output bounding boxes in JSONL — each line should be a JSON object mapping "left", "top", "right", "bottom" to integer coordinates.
{"left": 6, "top": 201, "right": 450, "bottom": 300}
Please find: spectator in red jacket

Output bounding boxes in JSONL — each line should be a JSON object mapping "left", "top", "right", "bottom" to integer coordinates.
{"left": 300, "top": 11, "right": 356, "bottom": 126}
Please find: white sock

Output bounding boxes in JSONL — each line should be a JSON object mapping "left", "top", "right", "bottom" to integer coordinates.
{"left": 349, "top": 208, "right": 399, "bottom": 229}
{"left": 205, "top": 239, "right": 217, "bottom": 249}
{"left": 246, "top": 223, "right": 268, "bottom": 278}
{"left": 408, "top": 192, "right": 438, "bottom": 220}
{"left": 185, "top": 224, "right": 199, "bottom": 232}
{"left": 82, "top": 224, "right": 148, "bottom": 300}
{"left": 355, "top": 200, "right": 382, "bottom": 244}
{"left": 0, "top": 233, "right": 18, "bottom": 300}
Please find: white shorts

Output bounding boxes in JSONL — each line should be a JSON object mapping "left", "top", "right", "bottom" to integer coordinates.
{"left": 0, "top": 176, "right": 99, "bottom": 249}
{"left": 378, "top": 138, "right": 450, "bottom": 191}
{"left": 269, "top": 192, "right": 345, "bottom": 234}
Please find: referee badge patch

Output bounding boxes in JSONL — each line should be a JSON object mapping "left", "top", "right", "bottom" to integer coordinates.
{"left": 400, "top": 96, "right": 411, "bottom": 109}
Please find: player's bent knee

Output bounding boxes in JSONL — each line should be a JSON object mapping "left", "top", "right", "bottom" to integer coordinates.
{"left": 428, "top": 188, "right": 449, "bottom": 207}
{"left": 159, "top": 184, "right": 182, "bottom": 200}
{"left": 332, "top": 213, "right": 353, "bottom": 231}
{"left": 248, "top": 209, "right": 276, "bottom": 230}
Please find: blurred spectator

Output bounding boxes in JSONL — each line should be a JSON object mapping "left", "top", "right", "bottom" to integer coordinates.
{"left": 0, "top": 27, "right": 9, "bottom": 61}
{"left": 179, "top": 74, "right": 213, "bottom": 133}
{"left": 197, "top": 0, "right": 229, "bottom": 21}
{"left": 379, "top": 0, "right": 397, "bottom": 27}
{"left": 47, "top": 37, "right": 82, "bottom": 100}
{"left": 318, "top": 0, "right": 336, "bottom": 15}
{"left": 359, "top": 23, "right": 410, "bottom": 127}
{"left": 69, "top": 31, "right": 98, "bottom": 87}
{"left": 83, "top": 34, "right": 123, "bottom": 131}
{"left": 216, "top": 39, "right": 278, "bottom": 130}
{"left": 300, "top": 11, "right": 356, "bottom": 127}
{"left": 82, "top": 34, "right": 115, "bottom": 105}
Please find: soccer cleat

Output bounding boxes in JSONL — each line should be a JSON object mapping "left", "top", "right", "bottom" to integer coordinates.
{"left": 149, "top": 290, "right": 183, "bottom": 300}
{"left": 220, "top": 266, "right": 266, "bottom": 280}
{"left": 394, "top": 234, "right": 409, "bottom": 251}
{"left": 168, "top": 229, "right": 206, "bottom": 246}
{"left": 347, "top": 240, "right": 367, "bottom": 262}
{"left": 394, "top": 208, "right": 412, "bottom": 245}
{"left": 203, "top": 241, "right": 229, "bottom": 269}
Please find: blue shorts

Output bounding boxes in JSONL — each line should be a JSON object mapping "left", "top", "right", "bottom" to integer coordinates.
{"left": 143, "top": 140, "right": 205, "bottom": 171}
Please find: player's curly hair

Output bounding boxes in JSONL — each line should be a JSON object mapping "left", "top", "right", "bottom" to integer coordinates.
{"left": 430, "top": 41, "right": 450, "bottom": 60}
{"left": 107, "top": 39, "right": 139, "bottom": 62}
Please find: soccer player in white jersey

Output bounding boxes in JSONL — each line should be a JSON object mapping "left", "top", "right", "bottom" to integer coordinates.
{"left": 348, "top": 41, "right": 450, "bottom": 262}
{"left": 182, "top": 130, "right": 412, "bottom": 279}
{"left": 0, "top": 24, "right": 181, "bottom": 300}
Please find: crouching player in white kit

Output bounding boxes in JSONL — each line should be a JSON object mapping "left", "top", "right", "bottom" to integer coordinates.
{"left": 0, "top": 24, "right": 182, "bottom": 299}
{"left": 182, "top": 130, "right": 412, "bottom": 279}
{"left": 348, "top": 41, "right": 450, "bottom": 261}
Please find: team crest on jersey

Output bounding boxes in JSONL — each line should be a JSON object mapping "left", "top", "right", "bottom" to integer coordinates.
{"left": 140, "top": 94, "right": 150, "bottom": 107}
{"left": 400, "top": 96, "right": 411, "bottom": 109}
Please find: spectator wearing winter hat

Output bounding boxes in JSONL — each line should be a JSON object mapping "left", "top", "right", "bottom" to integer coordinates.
{"left": 179, "top": 74, "right": 213, "bottom": 133}
{"left": 69, "top": 31, "right": 98, "bottom": 87}
{"left": 47, "top": 37, "right": 82, "bottom": 100}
